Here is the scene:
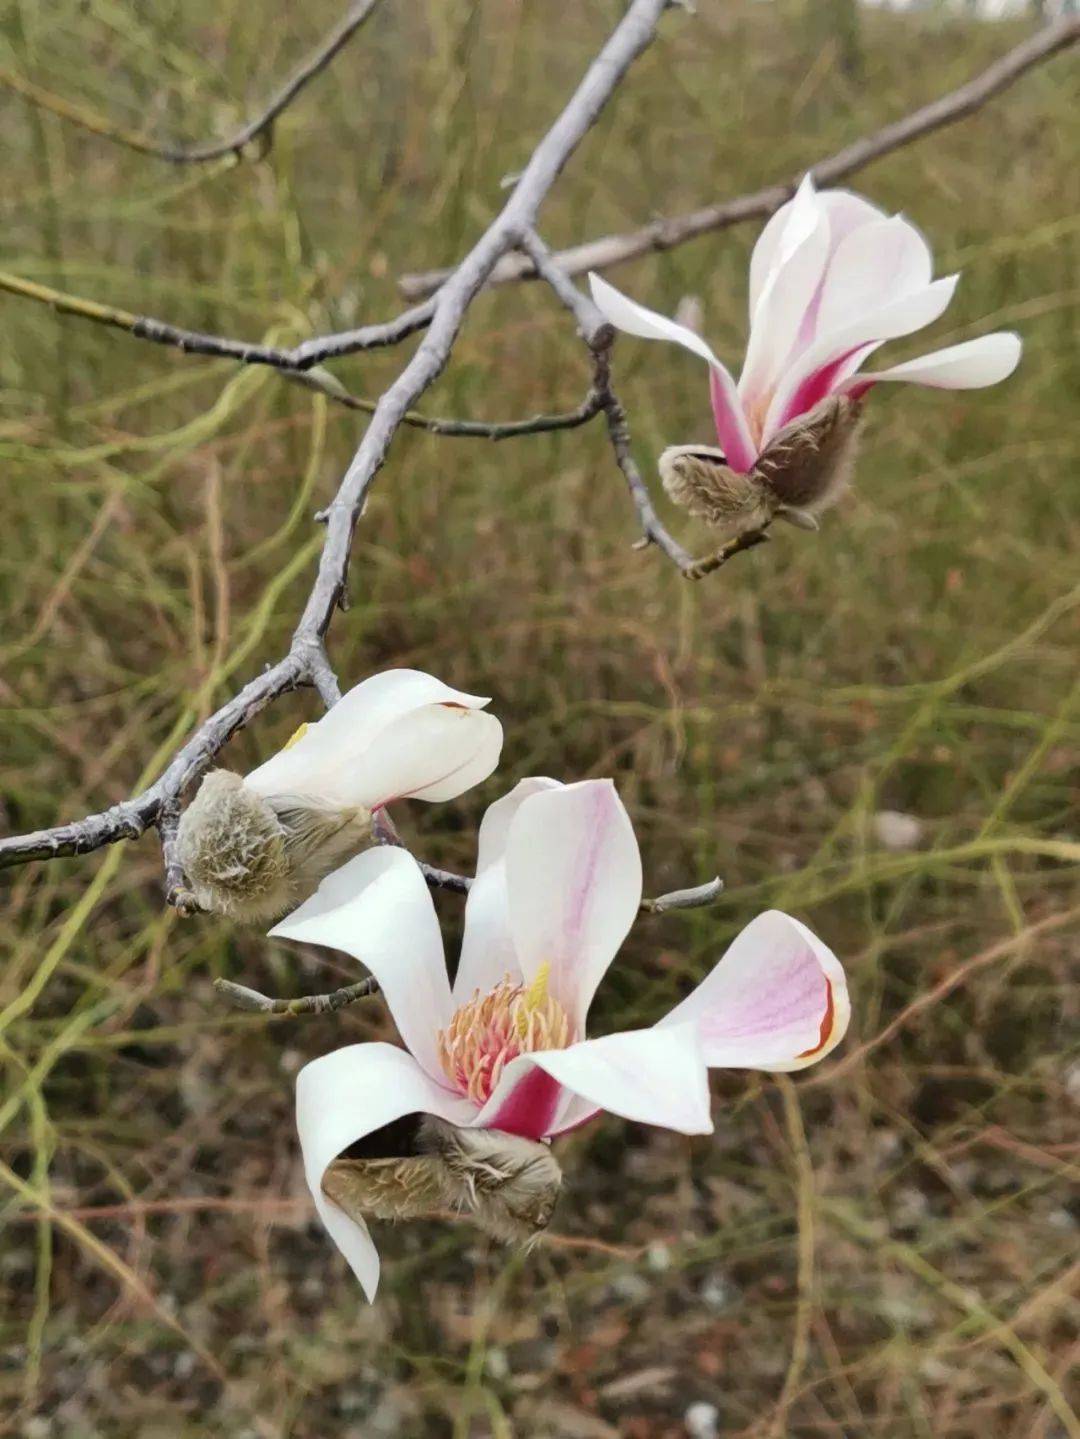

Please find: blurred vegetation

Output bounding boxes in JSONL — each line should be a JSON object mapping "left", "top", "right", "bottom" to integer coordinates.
{"left": 1, "top": 1, "right": 1078, "bottom": 1435}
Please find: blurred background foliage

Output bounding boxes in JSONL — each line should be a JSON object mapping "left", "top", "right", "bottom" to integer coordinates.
{"left": 0, "top": 0, "right": 1078, "bottom": 1435}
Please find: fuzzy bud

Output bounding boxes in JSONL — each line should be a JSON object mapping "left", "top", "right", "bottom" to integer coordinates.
{"left": 321, "top": 1116, "right": 562, "bottom": 1245}
{"left": 659, "top": 394, "right": 863, "bottom": 538}
{"left": 175, "top": 768, "right": 372, "bottom": 923}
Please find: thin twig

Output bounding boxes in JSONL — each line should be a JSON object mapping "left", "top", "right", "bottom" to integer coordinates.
{"left": 213, "top": 975, "right": 380, "bottom": 1015}
{"left": 0, "top": 0, "right": 675, "bottom": 895}
{"left": 681, "top": 527, "right": 772, "bottom": 581}
{"left": 0, "top": 268, "right": 435, "bottom": 369}
{"left": 520, "top": 232, "right": 698, "bottom": 574}
{"left": 0, "top": 270, "right": 603, "bottom": 439}
{"left": 640, "top": 876, "right": 723, "bottom": 913}
{"left": 212, "top": 864, "right": 721, "bottom": 1016}
{"left": 0, "top": 0, "right": 385, "bottom": 164}
{"left": 398, "top": 18, "right": 1080, "bottom": 295}
{"left": 157, "top": 798, "right": 198, "bottom": 915}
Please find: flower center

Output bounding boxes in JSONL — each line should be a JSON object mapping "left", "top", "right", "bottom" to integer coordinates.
{"left": 437, "top": 964, "right": 571, "bottom": 1106}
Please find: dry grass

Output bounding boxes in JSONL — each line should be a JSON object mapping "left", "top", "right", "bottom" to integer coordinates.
{"left": 1, "top": 1, "right": 1078, "bottom": 1435}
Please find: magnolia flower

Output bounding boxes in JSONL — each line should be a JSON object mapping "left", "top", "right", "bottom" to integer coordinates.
{"left": 272, "top": 777, "right": 849, "bottom": 1298}
{"left": 176, "top": 669, "right": 502, "bottom": 922}
{"left": 590, "top": 175, "right": 1021, "bottom": 536}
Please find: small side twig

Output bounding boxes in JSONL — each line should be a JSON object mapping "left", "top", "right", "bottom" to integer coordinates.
{"left": 158, "top": 797, "right": 200, "bottom": 914}
{"left": 639, "top": 876, "right": 723, "bottom": 914}
{"left": 1, "top": 0, "right": 386, "bottom": 164}
{"left": 682, "top": 527, "right": 772, "bottom": 581}
{"left": 213, "top": 975, "right": 380, "bottom": 1015}
{"left": 519, "top": 232, "right": 695, "bottom": 573}
{"left": 0, "top": 271, "right": 603, "bottom": 440}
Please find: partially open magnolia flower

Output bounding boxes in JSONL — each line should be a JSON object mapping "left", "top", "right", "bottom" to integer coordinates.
{"left": 590, "top": 175, "right": 1022, "bottom": 537}
{"left": 176, "top": 669, "right": 502, "bottom": 923}
{"left": 272, "top": 777, "right": 849, "bottom": 1299}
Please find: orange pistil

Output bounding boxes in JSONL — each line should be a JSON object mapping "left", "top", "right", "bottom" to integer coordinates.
{"left": 437, "top": 965, "right": 571, "bottom": 1106}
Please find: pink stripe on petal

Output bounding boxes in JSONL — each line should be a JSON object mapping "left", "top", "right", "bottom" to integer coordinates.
{"left": 699, "top": 945, "right": 827, "bottom": 1047}
{"left": 484, "top": 1065, "right": 563, "bottom": 1140}
{"left": 709, "top": 368, "right": 757, "bottom": 472}
{"left": 657, "top": 911, "right": 849, "bottom": 1073}
{"left": 843, "top": 379, "right": 876, "bottom": 404}
{"left": 773, "top": 344, "right": 872, "bottom": 431}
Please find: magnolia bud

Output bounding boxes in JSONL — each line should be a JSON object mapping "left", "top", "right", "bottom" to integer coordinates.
{"left": 175, "top": 769, "right": 372, "bottom": 923}
{"left": 321, "top": 1116, "right": 562, "bottom": 1245}
{"left": 660, "top": 394, "right": 863, "bottom": 538}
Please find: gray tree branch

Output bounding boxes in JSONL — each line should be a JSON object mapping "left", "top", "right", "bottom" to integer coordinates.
{"left": 398, "top": 18, "right": 1080, "bottom": 296}
{"left": 0, "top": 0, "right": 675, "bottom": 893}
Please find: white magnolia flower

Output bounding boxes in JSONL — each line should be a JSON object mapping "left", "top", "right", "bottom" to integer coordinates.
{"left": 272, "top": 777, "right": 849, "bottom": 1298}
{"left": 176, "top": 669, "right": 502, "bottom": 922}
{"left": 589, "top": 175, "right": 1021, "bottom": 534}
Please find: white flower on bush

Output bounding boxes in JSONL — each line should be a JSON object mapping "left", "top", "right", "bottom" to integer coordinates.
{"left": 590, "top": 175, "right": 1021, "bottom": 537}
{"left": 176, "top": 669, "right": 502, "bottom": 922}
{"left": 274, "top": 777, "right": 849, "bottom": 1299}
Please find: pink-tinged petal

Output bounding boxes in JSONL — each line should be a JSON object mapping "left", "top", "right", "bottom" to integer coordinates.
{"left": 749, "top": 183, "right": 885, "bottom": 318}
{"left": 588, "top": 272, "right": 758, "bottom": 473}
{"left": 768, "top": 343, "right": 876, "bottom": 431}
{"left": 453, "top": 777, "right": 565, "bottom": 1003}
{"left": 472, "top": 1060, "right": 565, "bottom": 1141}
{"left": 762, "top": 275, "right": 959, "bottom": 443}
{"left": 709, "top": 367, "right": 759, "bottom": 473}
{"left": 477, "top": 1025, "right": 713, "bottom": 1138}
{"left": 244, "top": 668, "right": 497, "bottom": 806}
{"left": 739, "top": 180, "right": 833, "bottom": 420}
{"left": 296, "top": 1043, "right": 476, "bottom": 1299}
{"left": 270, "top": 847, "right": 453, "bottom": 1082}
{"left": 504, "top": 779, "right": 643, "bottom": 1029}
{"left": 589, "top": 271, "right": 726, "bottom": 368}
{"left": 658, "top": 911, "right": 850, "bottom": 1073}
{"left": 846, "top": 332, "right": 1022, "bottom": 391}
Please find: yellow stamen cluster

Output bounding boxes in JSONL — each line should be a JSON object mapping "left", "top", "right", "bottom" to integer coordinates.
{"left": 437, "top": 965, "right": 571, "bottom": 1106}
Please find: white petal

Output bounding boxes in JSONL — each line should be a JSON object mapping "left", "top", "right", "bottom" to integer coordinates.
{"left": 270, "top": 847, "right": 453, "bottom": 1081}
{"left": 749, "top": 182, "right": 884, "bottom": 318}
{"left": 475, "top": 1025, "right": 713, "bottom": 1137}
{"left": 747, "top": 174, "right": 818, "bottom": 317}
{"left": 245, "top": 668, "right": 496, "bottom": 805}
{"left": 813, "top": 214, "right": 933, "bottom": 340}
{"left": 589, "top": 271, "right": 726, "bottom": 370}
{"left": 739, "top": 191, "right": 833, "bottom": 416}
{"left": 504, "top": 779, "right": 643, "bottom": 1029}
{"left": 296, "top": 1043, "right": 475, "bottom": 1299}
{"left": 658, "top": 911, "right": 850, "bottom": 1072}
{"left": 850, "top": 332, "right": 1022, "bottom": 390}
{"left": 589, "top": 272, "right": 758, "bottom": 471}
{"left": 354, "top": 703, "right": 503, "bottom": 807}
{"left": 762, "top": 275, "right": 959, "bottom": 442}
{"left": 453, "top": 777, "right": 564, "bottom": 1003}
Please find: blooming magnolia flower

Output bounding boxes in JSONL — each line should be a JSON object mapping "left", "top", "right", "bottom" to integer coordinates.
{"left": 589, "top": 175, "right": 1022, "bottom": 535}
{"left": 176, "top": 669, "right": 502, "bottom": 922}
{"left": 272, "top": 777, "right": 849, "bottom": 1298}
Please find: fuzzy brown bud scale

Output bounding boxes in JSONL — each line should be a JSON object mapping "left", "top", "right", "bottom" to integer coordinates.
{"left": 175, "top": 769, "right": 372, "bottom": 922}
{"left": 659, "top": 394, "right": 863, "bottom": 539}
{"left": 322, "top": 1116, "right": 562, "bottom": 1246}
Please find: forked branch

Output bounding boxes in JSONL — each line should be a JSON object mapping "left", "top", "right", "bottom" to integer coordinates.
{"left": 0, "top": 0, "right": 674, "bottom": 893}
